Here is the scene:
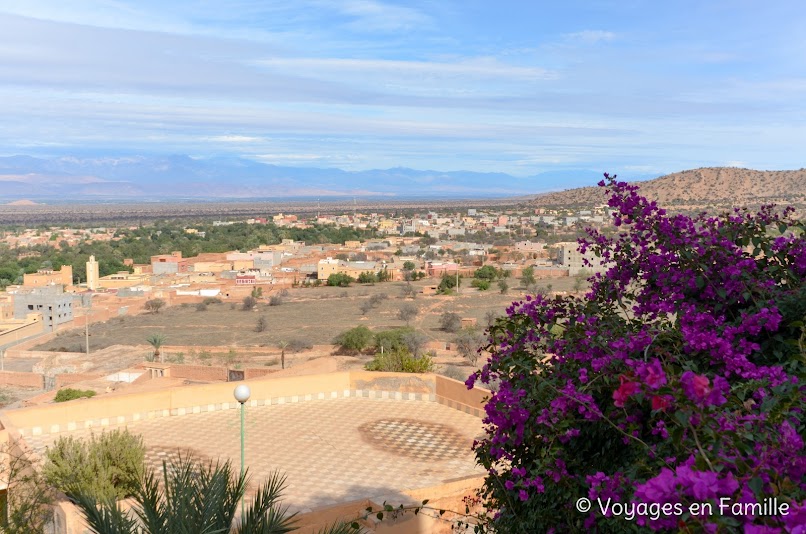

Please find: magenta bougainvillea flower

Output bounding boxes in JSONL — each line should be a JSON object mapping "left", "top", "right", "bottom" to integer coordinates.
{"left": 467, "top": 175, "right": 805, "bottom": 533}
{"left": 612, "top": 375, "right": 641, "bottom": 407}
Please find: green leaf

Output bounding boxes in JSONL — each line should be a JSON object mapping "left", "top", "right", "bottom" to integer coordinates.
{"left": 674, "top": 411, "right": 690, "bottom": 427}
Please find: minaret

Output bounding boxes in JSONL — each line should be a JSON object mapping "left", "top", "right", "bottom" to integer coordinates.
{"left": 86, "top": 255, "right": 100, "bottom": 290}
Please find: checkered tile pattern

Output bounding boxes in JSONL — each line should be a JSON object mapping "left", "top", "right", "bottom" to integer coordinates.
{"left": 25, "top": 397, "right": 484, "bottom": 513}
{"left": 359, "top": 418, "right": 473, "bottom": 461}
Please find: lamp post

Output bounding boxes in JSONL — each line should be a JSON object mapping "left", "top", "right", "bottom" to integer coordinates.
{"left": 233, "top": 383, "right": 251, "bottom": 518}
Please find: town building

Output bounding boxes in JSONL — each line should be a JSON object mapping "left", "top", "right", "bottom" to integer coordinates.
{"left": 23, "top": 265, "right": 73, "bottom": 288}
{"left": 86, "top": 255, "right": 100, "bottom": 290}
{"left": 12, "top": 285, "right": 74, "bottom": 331}
{"left": 425, "top": 261, "right": 460, "bottom": 277}
{"left": 556, "top": 242, "right": 610, "bottom": 275}
{"left": 317, "top": 258, "right": 382, "bottom": 280}
{"left": 97, "top": 271, "right": 152, "bottom": 289}
{"left": 150, "top": 252, "right": 189, "bottom": 275}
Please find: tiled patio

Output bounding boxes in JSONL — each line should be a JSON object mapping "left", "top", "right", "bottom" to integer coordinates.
{"left": 26, "top": 396, "right": 485, "bottom": 512}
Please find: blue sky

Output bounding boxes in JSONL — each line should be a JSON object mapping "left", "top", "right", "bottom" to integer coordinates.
{"left": 0, "top": 0, "right": 804, "bottom": 177}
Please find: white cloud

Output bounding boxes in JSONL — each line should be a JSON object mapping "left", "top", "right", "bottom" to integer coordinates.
{"left": 255, "top": 56, "right": 553, "bottom": 82}
{"left": 565, "top": 30, "right": 617, "bottom": 44}
{"left": 324, "top": 0, "right": 432, "bottom": 32}
{"left": 207, "top": 135, "right": 263, "bottom": 144}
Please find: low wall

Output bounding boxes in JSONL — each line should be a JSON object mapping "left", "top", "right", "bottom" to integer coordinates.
{"left": 1, "top": 371, "right": 358, "bottom": 438}
{"left": 243, "top": 368, "right": 275, "bottom": 379}
{"left": 0, "top": 370, "right": 44, "bottom": 388}
{"left": 166, "top": 364, "right": 228, "bottom": 381}
{"left": 3, "top": 331, "right": 61, "bottom": 355}
{"left": 435, "top": 376, "right": 489, "bottom": 418}
{"left": 349, "top": 371, "right": 435, "bottom": 395}
{"left": 0, "top": 319, "right": 44, "bottom": 346}
{"left": 1, "top": 371, "right": 487, "bottom": 446}
{"left": 1, "top": 371, "right": 490, "bottom": 534}
{"left": 54, "top": 373, "right": 104, "bottom": 388}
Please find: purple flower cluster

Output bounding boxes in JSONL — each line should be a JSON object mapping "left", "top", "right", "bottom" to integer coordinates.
{"left": 468, "top": 175, "right": 805, "bottom": 532}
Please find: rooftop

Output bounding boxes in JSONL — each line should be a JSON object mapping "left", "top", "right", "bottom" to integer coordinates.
{"left": 4, "top": 371, "right": 488, "bottom": 515}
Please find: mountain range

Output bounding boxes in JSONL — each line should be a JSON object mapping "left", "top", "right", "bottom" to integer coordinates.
{"left": 0, "top": 155, "right": 634, "bottom": 201}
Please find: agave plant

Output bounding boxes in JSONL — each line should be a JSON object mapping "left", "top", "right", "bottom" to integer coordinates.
{"left": 74, "top": 455, "right": 359, "bottom": 534}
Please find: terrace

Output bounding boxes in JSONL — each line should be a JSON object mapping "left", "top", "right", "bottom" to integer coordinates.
{"left": 0, "top": 370, "right": 489, "bottom": 533}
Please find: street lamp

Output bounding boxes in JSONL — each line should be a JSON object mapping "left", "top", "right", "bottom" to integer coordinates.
{"left": 233, "top": 384, "right": 251, "bottom": 518}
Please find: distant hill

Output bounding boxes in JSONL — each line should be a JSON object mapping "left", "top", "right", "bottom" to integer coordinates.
{"left": 530, "top": 168, "right": 806, "bottom": 209}
{"left": 0, "top": 155, "right": 617, "bottom": 201}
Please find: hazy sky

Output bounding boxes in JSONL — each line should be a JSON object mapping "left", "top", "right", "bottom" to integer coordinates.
{"left": 1, "top": 1, "right": 804, "bottom": 176}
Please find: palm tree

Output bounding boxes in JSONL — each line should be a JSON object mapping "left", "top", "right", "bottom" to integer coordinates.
{"left": 73, "top": 455, "right": 359, "bottom": 534}
{"left": 146, "top": 333, "right": 165, "bottom": 363}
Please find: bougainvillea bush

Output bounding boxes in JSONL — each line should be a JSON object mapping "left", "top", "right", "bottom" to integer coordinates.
{"left": 467, "top": 176, "right": 805, "bottom": 532}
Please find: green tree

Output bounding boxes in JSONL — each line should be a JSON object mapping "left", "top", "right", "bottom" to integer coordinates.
{"left": 373, "top": 328, "right": 411, "bottom": 354}
{"left": 365, "top": 347, "right": 434, "bottom": 373}
{"left": 334, "top": 326, "right": 373, "bottom": 353}
{"left": 470, "top": 279, "right": 490, "bottom": 291}
{"left": 146, "top": 333, "right": 166, "bottom": 363}
{"left": 402, "top": 260, "right": 416, "bottom": 271}
{"left": 401, "top": 282, "right": 417, "bottom": 298}
{"left": 377, "top": 268, "right": 392, "bottom": 282}
{"left": 397, "top": 303, "right": 419, "bottom": 326}
{"left": 439, "top": 312, "right": 462, "bottom": 333}
{"left": 473, "top": 265, "right": 498, "bottom": 281}
{"left": 497, "top": 279, "right": 509, "bottom": 294}
{"left": 43, "top": 430, "right": 145, "bottom": 503}
{"left": 357, "top": 272, "right": 377, "bottom": 284}
{"left": 327, "top": 273, "right": 354, "bottom": 287}
{"left": 520, "top": 266, "right": 536, "bottom": 287}
{"left": 437, "top": 273, "right": 460, "bottom": 294}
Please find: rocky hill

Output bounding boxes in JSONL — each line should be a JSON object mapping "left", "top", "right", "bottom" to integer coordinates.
{"left": 530, "top": 168, "right": 806, "bottom": 210}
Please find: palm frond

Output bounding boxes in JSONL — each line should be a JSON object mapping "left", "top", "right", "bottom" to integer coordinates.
{"left": 236, "top": 471, "right": 297, "bottom": 534}
{"left": 132, "top": 465, "right": 167, "bottom": 534}
{"left": 72, "top": 493, "right": 138, "bottom": 534}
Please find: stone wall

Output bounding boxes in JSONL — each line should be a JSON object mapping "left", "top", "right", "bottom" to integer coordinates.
{"left": 0, "top": 370, "right": 43, "bottom": 388}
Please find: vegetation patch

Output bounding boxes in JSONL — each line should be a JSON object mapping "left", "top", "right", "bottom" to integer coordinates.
{"left": 53, "top": 388, "right": 96, "bottom": 403}
{"left": 43, "top": 429, "right": 145, "bottom": 502}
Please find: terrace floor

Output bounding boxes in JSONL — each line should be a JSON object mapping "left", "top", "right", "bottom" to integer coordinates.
{"left": 26, "top": 397, "right": 485, "bottom": 512}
